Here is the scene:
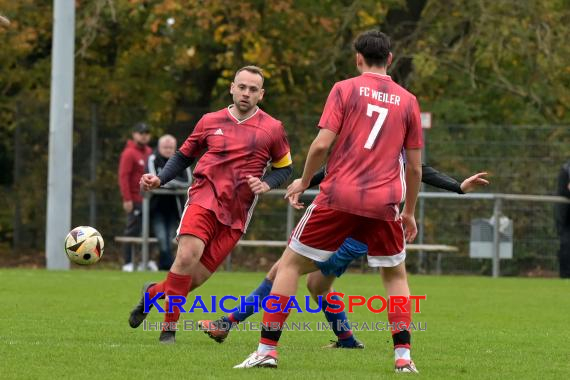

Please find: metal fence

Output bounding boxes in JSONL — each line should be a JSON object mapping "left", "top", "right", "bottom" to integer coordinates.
{"left": 134, "top": 189, "right": 570, "bottom": 278}
{"left": 1, "top": 102, "right": 568, "bottom": 275}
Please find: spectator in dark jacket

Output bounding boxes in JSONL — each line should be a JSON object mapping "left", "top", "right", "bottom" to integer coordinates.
{"left": 555, "top": 160, "right": 570, "bottom": 278}
{"left": 148, "top": 134, "right": 192, "bottom": 270}
{"left": 118, "top": 122, "right": 152, "bottom": 272}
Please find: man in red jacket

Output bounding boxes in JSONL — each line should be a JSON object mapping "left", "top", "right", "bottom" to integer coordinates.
{"left": 118, "top": 122, "right": 152, "bottom": 272}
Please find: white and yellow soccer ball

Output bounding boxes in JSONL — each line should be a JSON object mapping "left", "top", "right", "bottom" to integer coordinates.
{"left": 64, "top": 226, "right": 104, "bottom": 265}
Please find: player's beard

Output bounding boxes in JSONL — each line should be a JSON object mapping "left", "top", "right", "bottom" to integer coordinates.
{"left": 236, "top": 99, "right": 253, "bottom": 113}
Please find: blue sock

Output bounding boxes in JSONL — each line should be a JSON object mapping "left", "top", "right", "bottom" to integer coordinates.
{"left": 222, "top": 277, "right": 273, "bottom": 324}
{"left": 321, "top": 292, "right": 356, "bottom": 346}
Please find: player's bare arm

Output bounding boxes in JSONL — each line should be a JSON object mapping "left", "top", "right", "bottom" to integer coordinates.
{"left": 285, "top": 129, "right": 336, "bottom": 202}
{"left": 287, "top": 166, "right": 326, "bottom": 209}
{"left": 402, "top": 148, "right": 422, "bottom": 243}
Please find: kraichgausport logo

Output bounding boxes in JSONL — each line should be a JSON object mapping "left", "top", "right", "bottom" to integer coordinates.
{"left": 143, "top": 292, "right": 426, "bottom": 314}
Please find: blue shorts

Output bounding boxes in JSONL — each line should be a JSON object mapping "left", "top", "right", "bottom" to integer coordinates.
{"left": 316, "top": 237, "right": 368, "bottom": 277}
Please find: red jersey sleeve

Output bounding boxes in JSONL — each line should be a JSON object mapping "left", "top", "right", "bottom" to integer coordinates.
{"left": 404, "top": 97, "right": 423, "bottom": 149}
{"left": 179, "top": 117, "right": 207, "bottom": 158}
{"left": 118, "top": 151, "right": 133, "bottom": 201}
{"left": 318, "top": 83, "right": 345, "bottom": 134}
{"left": 270, "top": 123, "right": 292, "bottom": 167}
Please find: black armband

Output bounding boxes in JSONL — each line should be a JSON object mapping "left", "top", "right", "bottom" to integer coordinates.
{"left": 308, "top": 166, "right": 326, "bottom": 188}
{"left": 422, "top": 164, "right": 463, "bottom": 194}
{"left": 158, "top": 151, "right": 195, "bottom": 186}
{"left": 263, "top": 165, "right": 293, "bottom": 189}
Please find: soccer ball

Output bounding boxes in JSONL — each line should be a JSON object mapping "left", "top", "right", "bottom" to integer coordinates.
{"left": 64, "top": 226, "right": 104, "bottom": 265}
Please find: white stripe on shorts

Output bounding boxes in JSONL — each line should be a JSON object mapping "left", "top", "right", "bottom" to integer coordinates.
{"left": 289, "top": 237, "right": 335, "bottom": 262}
{"left": 292, "top": 203, "right": 316, "bottom": 240}
{"left": 176, "top": 203, "right": 190, "bottom": 237}
{"left": 367, "top": 250, "right": 406, "bottom": 267}
{"left": 176, "top": 188, "right": 192, "bottom": 237}
{"left": 368, "top": 218, "right": 406, "bottom": 267}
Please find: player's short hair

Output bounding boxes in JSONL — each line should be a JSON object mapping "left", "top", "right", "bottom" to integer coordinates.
{"left": 353, "top": 30, "right": 391, "bottom": 67}
{"left": 234, "top": 65, "right": 264, "bottom": 86}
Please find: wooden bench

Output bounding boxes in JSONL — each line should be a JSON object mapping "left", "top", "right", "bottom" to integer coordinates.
{"left": 406, "top": 244, "right": 459, "bottom": 275}
{"left": 114, "top": 236, "right": 160, "bottom": 268}
{"left": 236, "top": 240, "right": 458, "bottom": 275}
{"left": 113, "top": 238, "right": 458, "bottom": 274}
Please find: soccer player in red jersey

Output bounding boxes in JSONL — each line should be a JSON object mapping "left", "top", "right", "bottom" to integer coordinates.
{"left": 128, "top": 66, "right": 293, "bottom": 344}
{"left": 235, "top": 31, "right": 423, "bottom": 372}
{"left": 198, "top": 166, "right": 488, "bottom": 347}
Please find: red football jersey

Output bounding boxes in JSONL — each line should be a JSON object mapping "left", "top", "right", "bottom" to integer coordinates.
{"left": 315, "top": 72, "right": 423, "bottom": 220}
{"left": 179, "top": 106, "right": 291, "bottom": 232}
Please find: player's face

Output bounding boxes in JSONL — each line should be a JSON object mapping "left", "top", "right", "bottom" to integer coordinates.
{"left": 230, "top": 71, "right": 264, "bottom": 114}
{"left": 158, "top": 139, "right": 176, "bottom": 158}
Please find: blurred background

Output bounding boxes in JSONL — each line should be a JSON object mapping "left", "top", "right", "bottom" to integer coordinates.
{"left": 0, "top": 0, "right": 568, "bottom": 275}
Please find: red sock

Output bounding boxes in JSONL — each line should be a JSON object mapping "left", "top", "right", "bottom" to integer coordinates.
{"left": 260, "top": 293, "right": 291, "bottom": 346}
{"left": 163, "top": 271, "right": 192, "bottom": 326}
{"left": 148, "top": 281, "right": 166, "bottom": 299}
{"left": 388, "top": 298, "right": 411, "bottom": 349}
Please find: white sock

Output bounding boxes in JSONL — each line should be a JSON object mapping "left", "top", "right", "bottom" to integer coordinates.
{"left": 257, "top": 343, "right": 277, "bottom": 354}
{"left": 395, "top": 347, "right": 411, "bottom": 361}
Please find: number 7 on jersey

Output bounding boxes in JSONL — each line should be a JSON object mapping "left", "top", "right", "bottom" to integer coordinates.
{"left": 364, "top": 104, "right": 389, "bottom": 150}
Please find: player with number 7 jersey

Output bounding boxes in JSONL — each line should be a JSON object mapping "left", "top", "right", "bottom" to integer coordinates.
{"left": 235, "top": 30, "right": 423, "bottom": 373}
{"left": 316, "top": 71, "right": 423, "bottom": 221}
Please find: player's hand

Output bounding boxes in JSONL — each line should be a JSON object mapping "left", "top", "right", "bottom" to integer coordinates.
{"left": 285, "top": 178, "right": 308, "bottom": 208}
{"left": 246, "top": 175, "right": 270, "bottom": 195}
{"left": 140, "top": 173, "right": 161, "bottom": 191}
{"left": 401, "top": 212, "right": 417, "bottom": 243}
{"left": 288, "top": 192, "right": 305, "bottom": 210}
{"left": 460, "top": 172, "right": 490, "bottom": 193}
{"left": 123, "top": 201, "right": 133, "bottom": 214}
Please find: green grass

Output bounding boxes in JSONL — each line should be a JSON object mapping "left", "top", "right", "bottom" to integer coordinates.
{"left": 1, "top": 269, "right": 569, "bottom": 379}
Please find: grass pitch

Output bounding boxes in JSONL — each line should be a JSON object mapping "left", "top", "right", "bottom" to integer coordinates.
{"left": 1, "top": 269, "right": 569, "bottom": 379}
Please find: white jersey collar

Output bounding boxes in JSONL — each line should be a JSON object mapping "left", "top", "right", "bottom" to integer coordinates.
{"left": 227, "top": 105, "right": 260, "bottom": 124}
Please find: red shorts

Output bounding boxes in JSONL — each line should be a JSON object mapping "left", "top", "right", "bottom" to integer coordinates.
{"left": 177, "top": 204, "right": 242, "bottom": 272}
{"left": 289, "top": 203, "right": 405, "bottom": 267}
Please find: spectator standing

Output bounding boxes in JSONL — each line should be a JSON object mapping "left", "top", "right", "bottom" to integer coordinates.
{"left": 118, "top": 122, "right": 152, "bottom": 272}
{"left": 148, "top": 134, "right": 192, "bottom": 270}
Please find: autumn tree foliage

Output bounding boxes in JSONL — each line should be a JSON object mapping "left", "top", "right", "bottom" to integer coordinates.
{"left": 0, "top": 1, "right": 568, "bottom": 269}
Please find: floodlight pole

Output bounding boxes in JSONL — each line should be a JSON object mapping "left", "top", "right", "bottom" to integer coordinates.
{"left": 46, "top": 0, "right": 75, "bottom": 270}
